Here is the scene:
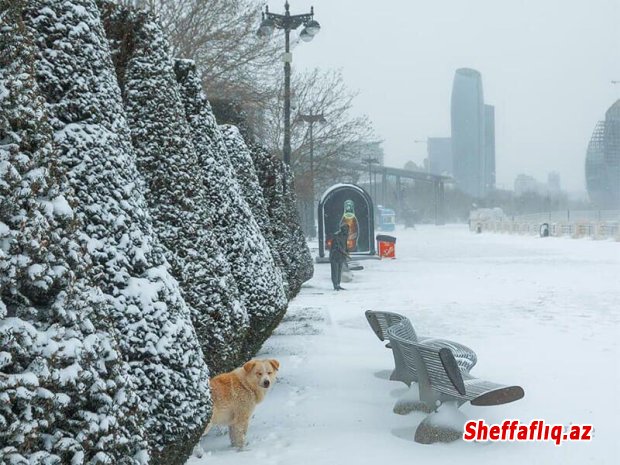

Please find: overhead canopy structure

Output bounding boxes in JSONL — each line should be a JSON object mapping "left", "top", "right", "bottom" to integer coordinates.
{"left": 336, "top": 161, "right": 451, "bottom": 225}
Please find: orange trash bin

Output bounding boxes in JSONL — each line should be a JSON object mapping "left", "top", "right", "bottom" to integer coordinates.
{"left": 376, "top": 235, "right": 396, "bottom": 259}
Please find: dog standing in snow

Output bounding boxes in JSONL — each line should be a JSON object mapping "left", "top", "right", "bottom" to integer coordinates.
{"left": 196, "top": 359, "right": 280, "bottom": 453}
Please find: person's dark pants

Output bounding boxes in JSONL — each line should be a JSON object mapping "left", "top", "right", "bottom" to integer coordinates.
{"left": 330, "top": 260, "right": 343, "bottom": 289}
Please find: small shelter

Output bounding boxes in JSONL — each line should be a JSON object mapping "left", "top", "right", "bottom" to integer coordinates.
{"left": 318, "top": 183, "right": 376, "bottom": 258}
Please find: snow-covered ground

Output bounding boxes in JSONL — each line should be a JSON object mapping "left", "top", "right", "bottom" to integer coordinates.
{"left": 188, "top": 224, "right": 619, "bottom": 465}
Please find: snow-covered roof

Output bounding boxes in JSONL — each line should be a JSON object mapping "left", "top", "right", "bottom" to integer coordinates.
{"left": 319, "top": 183, "right": 370, "bottom": 204}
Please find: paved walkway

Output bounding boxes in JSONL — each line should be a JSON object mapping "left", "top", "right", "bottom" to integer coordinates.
{"left": 188, "top": 225, "right": 619, "bottom": 465}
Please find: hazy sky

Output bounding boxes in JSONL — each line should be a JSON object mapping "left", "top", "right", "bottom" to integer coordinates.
{"left": 276, "top": 0, "right": 620, "bottom": 192}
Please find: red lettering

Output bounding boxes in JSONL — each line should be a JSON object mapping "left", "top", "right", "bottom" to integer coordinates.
{"left": 463, "top": 420, "right": 478, "bottom": 441}
{"left": 580, "top": 425, "right": 593, "bottom": 441}
{"left": 461, "top": 420, "right": 593, "bottom": 444}
{"left": 550, "top": 425, "right": 563, "bottom": 445}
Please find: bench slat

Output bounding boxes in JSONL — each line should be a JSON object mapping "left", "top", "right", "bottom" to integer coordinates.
{"left": 365, "top": 310, "right": 409, "bottom": 341}
{"left": 365, "top": 310, "right": 478, "bottom": 374}
{"left": 420, "top": 338, "right": 478, "bottom": 369}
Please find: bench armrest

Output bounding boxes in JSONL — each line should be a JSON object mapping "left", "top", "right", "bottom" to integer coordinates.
{"left": 365, "top": 310, "right": 386, "bottom": 341}
{"left": 438, "top": 348, "right": 466, "bottom": 395}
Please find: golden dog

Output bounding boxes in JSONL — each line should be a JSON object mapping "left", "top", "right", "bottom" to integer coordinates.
{"left": 198, "top": 359, "right": 280, "bottom": 452}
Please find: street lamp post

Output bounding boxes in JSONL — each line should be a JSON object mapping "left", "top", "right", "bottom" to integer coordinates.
{"left": 257, "top": 2, "right": 320, "bottom": 166}
{"left": 296, "top": 112, "right": 326, "bottom": 237}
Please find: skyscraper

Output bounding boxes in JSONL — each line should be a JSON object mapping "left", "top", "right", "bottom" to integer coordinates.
{"left": 585, "top": 100, "right": 620, "bottom": 208}
{"left": 451, "top": 68, "right": 486, "bottom": 197}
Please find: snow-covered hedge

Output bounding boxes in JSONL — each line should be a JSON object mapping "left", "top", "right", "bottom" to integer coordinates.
{"left": 102, "top": 7, "right": 249, "bottom": 376}
{"left": 169, "top": 60, "right": 287, "bottom": 360}
{"left": 1, "top": 3, "right": 145, "bottom": 463}
{"left": 250, "top": 145, "right": 314, "bottom": 298}
{"left": 21, "top": 1, "right": 211, "bottom": 464}
{"left": 219, "top": 124, "right": 289, "bottom": 291}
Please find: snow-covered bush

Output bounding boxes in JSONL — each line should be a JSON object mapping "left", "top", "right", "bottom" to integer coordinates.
{"left": 22, "top": 1, "right": 211, "bottom": 463}
{"left": 250, "top": 145, "right": 314, "bottom": 298}
{"left": 1, "top": 3, "right": 144, "bottom": 463}
{"left": 101, "top": 7, "right": 248, "bottom": 375}
{"left": 219, "top": 124, "right": 288, "bottom": 290}
{"left": 169, "top": 60, "right": 287, "bottom": 359}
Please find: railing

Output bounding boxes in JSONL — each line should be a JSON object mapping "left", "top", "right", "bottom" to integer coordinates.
{"left": 505, "top": 210, "right": 620, "bottom": 223}
{"left": 472, "top": 210, "right": 620, "bottom": 241}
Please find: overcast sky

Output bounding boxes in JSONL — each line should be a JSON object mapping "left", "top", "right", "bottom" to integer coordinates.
{"left": 276, "top": 0, "right": 620, "bottom": 192}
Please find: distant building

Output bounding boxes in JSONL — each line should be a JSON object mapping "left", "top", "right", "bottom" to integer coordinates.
{"left": 484, "top": 105, "right": 496, "bottom": 192}
{"left": 514, "top": 174, "right": 539, "bottom": 196}
{"left": 514, "top": 172, "right": 564, "bottom": 198}
{"left": 451, "top": 69, "right": 496, "bottom": 198}
{"left": 451, "top": 68, "right": 485, "bottom": 197}
{"left": 427, "top": 137, "right": 452, "bottom": 176}
{"left": 585, "top": 100, "right": 620, "bottom": 208}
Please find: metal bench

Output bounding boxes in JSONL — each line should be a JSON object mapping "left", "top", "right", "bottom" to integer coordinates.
{"left": 387, "top": 321, "right": 525, "bottom": 443}
{"left": 365, "top": 310, "right": 477, "bottom": 386}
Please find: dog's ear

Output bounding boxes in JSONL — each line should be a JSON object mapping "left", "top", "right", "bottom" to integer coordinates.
{"left": 268, "top": 359, "right": 280, "bottom": 371}
{"left": 243, "top": 360, "right": 256, "bottom": 373}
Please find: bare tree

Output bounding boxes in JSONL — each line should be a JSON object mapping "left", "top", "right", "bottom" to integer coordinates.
{"left": 263, "top": 68, "right": 381, "bottom": 193}
{"left": 133, "top": 0, "right": 281, "bottom": 105}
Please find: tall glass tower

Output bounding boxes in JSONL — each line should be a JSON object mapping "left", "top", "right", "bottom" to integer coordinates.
{"left": 451, "top": 68, "right": 485, "bottom": 198}
{"left": 586, "top": 100, "right": 620, "bottom": 208}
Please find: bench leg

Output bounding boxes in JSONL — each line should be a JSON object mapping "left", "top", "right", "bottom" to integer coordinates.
{"left": 393, "top": 386, "right": 433, "bottom": 415}
{"left": 414, "top": 402, "right": 466, "bottom": 444}
{"left": 389, "top": 368, "right": 412, "bottom": 386}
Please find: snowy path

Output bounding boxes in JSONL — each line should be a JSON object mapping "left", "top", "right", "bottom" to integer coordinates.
{"left": 187, "top": 225, "right": 619, "bottom": 465}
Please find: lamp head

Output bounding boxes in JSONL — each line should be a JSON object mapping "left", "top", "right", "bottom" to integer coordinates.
{"left": 299, "top": 27, "right": 313, "bottom": 42}
{"left": 257, "top": 17, "right": 275, "bottom": 37}
{"left": 304, "top": 19, "right": 320, "bottom": 36}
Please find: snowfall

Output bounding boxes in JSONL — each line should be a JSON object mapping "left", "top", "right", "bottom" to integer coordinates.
{"left": 188, "top": 224, "right": 619, "bottom": 465}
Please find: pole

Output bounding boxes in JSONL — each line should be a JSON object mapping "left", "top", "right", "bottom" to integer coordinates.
{"left": 308, "top": 119, "right": 316, "bottom": 237}
{"left": 433, "top": 181, "right": 438, "bottom": 225}
{"left": 373, "top": 170, "right": 377, "bottom": 204}
{"left": 381, "top": 168, "right": 386, "bottom": 206}
{"left": 439, "top": 181, "right": 445, "bottom": 225}
{"left": 258, "top": 1, "right": 317, "bottom": 166}
{"left": 362, "top": 157, "right": 378, "bottom": 206}
{"left": 283, "top": 26, "right": 291, "bottom": 166}
{"left": 396, "top": 175, "right": 402, "bottom": 214}
{"left": 297, "top": 112, "right": 325, "bottom": 238}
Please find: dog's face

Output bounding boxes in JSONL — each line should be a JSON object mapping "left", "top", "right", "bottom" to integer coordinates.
{"left": 243, "top": 359, "right": 279, "bottom": 389}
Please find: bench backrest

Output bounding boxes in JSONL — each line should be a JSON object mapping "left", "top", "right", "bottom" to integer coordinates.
{"left": 365, "top": 310, "right": 417, "bottom": 342}
{"left": 387, "top": 322, "right": 466, "bottom": 402}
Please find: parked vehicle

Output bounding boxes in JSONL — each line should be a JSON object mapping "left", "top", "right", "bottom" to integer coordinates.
{"left": 377, "top": 205, "right": 396, "bottom": 231}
